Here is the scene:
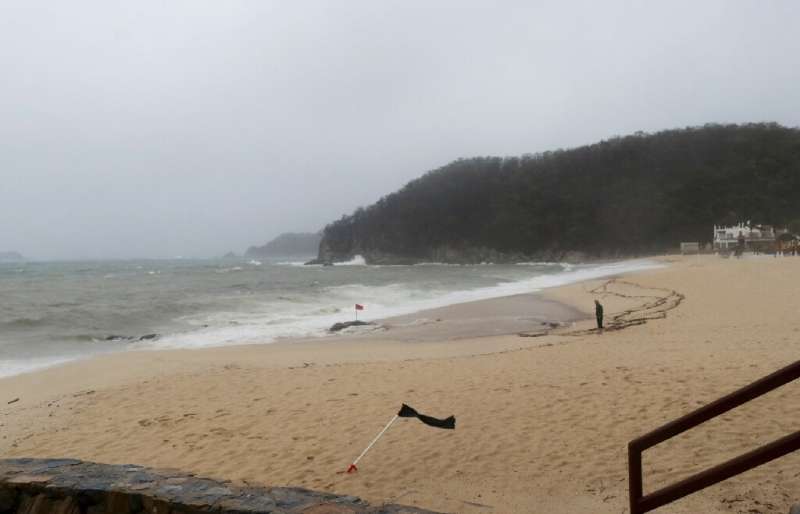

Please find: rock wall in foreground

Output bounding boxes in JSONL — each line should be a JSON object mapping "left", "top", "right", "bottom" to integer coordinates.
{"left": 0, "top": 458, "right": 439, "bottom": 514}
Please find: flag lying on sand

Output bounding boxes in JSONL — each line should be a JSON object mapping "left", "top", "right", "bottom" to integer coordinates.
{"left": 346, "top": 404, "right": 456, "bottom": 473}
{"left": 398, "top": 403, "right": 456, "bottom": 429}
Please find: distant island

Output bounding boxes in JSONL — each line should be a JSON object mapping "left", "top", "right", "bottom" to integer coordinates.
{"left": 0, "top": 251, "right": 25, "bottom": 262}
{"left": 310, "top": 123, "right": 800, "bottom": 265}
{"left": 245, "top": 232, "right": 322, "bottom": 258}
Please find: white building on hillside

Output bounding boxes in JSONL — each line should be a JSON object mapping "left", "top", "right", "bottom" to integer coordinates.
{"left": 713, "top": 222, "right": 776, "bottom": 250}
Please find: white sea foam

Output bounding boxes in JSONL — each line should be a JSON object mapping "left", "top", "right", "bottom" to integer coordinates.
{"left": 0, "top": 356, "right": 80, "bottom": 379}
{"left": 336, "top": 255, "right": 367, "bottom": 266}
{"left": 0, "top": 258, "right": 666, "bottom": 377}
{"left": 317, "top": 259, "right": 662, "bottom": 321}
{"left": 141, "top": 258, "right": 663, "bottom": 351}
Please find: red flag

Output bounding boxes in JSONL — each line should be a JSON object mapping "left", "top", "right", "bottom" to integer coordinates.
{"left": 355, "top": 304, "right": 364, "bottom": 310}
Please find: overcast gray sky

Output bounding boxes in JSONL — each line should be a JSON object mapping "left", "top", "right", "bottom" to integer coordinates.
{"left": 2, "top": 1, "right": 799, "bottom": 259}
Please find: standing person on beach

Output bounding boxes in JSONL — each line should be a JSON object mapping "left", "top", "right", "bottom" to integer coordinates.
{"left": 595, "top": 300, "right": 604, "bottom": 330}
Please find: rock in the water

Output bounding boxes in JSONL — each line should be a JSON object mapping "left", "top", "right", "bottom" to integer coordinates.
{"left": 103, "top": 334, "right": 159, "bottom": 342}
{"left": 329, "top": 320, "right": 372, "bottom": 332}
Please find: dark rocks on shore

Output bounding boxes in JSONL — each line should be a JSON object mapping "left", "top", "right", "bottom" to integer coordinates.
{"left": 0, "top": 458, "right": 439, "bottom": 514}
{"left": 305, "top": 240, "right": 597, "bottom": 266}
{"left": 329, "top": 320, "right": 373, "bottom": 332}
{"left": 303, "top": 257, "right": 333, "bottom": 266}
{"left": 103, "top": 334, "right": 159, "bottom": 342}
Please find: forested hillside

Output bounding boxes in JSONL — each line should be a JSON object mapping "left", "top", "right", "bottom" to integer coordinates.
{"left": 315, "top": 123, "right": 800, "bottom": 264}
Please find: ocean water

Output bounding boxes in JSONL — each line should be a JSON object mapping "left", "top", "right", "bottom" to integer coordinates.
{"left": 0, "top": 256, "right": 662, "bottom": 378}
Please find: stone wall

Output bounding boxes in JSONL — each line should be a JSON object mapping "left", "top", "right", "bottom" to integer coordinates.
{"left": 0, "top": 459, "right": 439, "bottom": 514}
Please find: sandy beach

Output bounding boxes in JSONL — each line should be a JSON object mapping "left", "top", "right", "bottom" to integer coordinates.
{"left": 2, "top": 255, "right": 799, "bottom": 513}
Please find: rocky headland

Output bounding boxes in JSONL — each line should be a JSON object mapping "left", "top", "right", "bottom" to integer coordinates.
{"left": 0, "top": 252, "right": 25, "bottom": 263}
{"left": 307, "top": 124, "right": 800, "bottom": 265}
{"left": 246, "top": 233, "right": 321, "bottom": 259}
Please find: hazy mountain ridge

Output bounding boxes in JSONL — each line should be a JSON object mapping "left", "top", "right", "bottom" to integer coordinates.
{"left": 313, "top": 123, "right": 800, "bottom": 264}
{"left": 0, "top": 251, "right": 25, "bottom": 262}
{"left": 245, "top": 232, "right": 322, "bottom": 258}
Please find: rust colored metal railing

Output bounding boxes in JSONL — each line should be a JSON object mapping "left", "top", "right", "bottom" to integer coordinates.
{"left": 628, "top": 359, "right": 800, "bottom": 513}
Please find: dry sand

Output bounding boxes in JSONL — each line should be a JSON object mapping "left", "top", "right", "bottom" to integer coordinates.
{"left": 1, "top": 255, "right": 799, "bottom": 513}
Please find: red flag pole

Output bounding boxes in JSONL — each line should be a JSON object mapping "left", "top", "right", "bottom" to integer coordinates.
{"left": 355, "top": 304, "right": 358, "bottom": 321}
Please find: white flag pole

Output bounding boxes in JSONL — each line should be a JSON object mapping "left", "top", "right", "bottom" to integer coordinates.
{"left": 346, "top": 414, "right": 399, "bottom": 473}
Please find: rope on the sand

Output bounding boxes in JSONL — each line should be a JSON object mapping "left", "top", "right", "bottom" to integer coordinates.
{"left": 519, "top": 279, "right": 685, "bottom": 337}
{"left": 584, "top": 279, "right": 685, "bottom": 333}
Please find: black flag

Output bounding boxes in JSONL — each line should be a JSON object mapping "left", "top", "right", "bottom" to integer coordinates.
{"left": 397, "top": 403, "right": 455, "bottom": 429}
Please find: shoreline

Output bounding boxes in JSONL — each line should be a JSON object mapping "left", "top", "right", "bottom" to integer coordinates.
{"left": 0, "top": 257, "right": 662, "bottom": 382}
{"left": 3, "top": 255, "right": 799, "bottom": 513}
{"left": 0, "top": 290, "right": 590, "bottom": 407}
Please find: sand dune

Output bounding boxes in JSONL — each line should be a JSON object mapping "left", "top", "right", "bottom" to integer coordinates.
{"left": 2, "top": 255, "right": 799, "bottom": 513}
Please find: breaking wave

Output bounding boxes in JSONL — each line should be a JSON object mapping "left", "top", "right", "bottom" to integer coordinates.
{"left": 336, "top": 255, "right": 367, "bottom": 266}
{"left": 0, "top": 257, "right": 663, "bottom": 377}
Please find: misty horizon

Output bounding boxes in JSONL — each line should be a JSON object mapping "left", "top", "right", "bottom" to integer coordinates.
{"left": 3, "top": 1, "right": 800, "bottom": 260}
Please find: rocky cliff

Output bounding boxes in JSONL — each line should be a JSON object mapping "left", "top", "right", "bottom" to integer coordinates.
{"left": 308, "top": 240, "right": 594, "bottom": 265}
